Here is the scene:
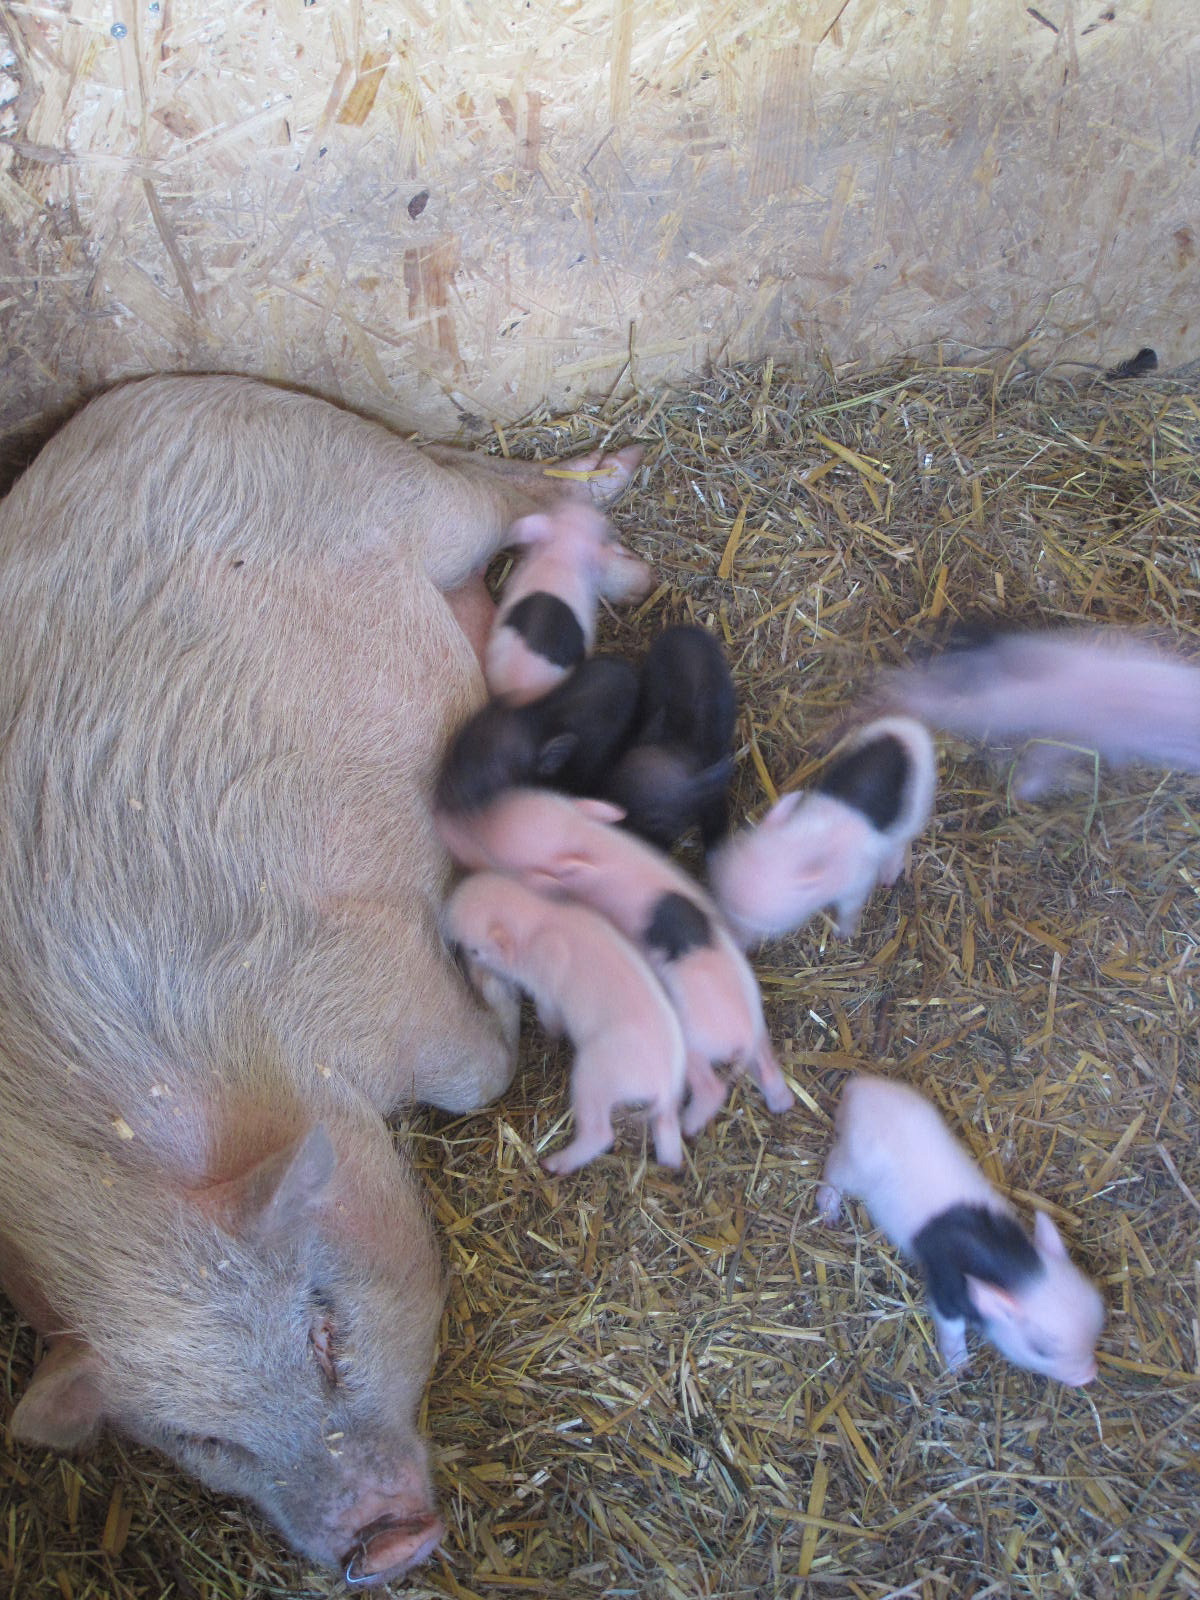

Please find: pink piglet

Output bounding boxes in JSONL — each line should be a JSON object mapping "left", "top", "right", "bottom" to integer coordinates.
{"left": 442, "top": 871, "right": 686, "bottom": 1173}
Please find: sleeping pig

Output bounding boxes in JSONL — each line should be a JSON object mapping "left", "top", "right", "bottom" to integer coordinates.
{"left": 443, "top": 872, "right": 686, "bottom": 1172}
{"left": 0, "top": 373, "right": 642, "bottom": 1585}
{"left": 436, "top": 654, "right": 641, "bottom": 815}
{"left": 817, "top": 1074, "right": 1105, "bottom": 1385}
{"left": 485, "top": 501, "right": 653, "bottom": 704}
{"left": 602, "top": 624, "right": 738, "bottom": 849}
{"left": 709, "top": 715, "right": 937, "bottom": 945}
{"left": 437, "top": 788, "right": 794, "bottom": 1134}
{"left": 885, "top": 624, "right": 1200, "bottom": 797}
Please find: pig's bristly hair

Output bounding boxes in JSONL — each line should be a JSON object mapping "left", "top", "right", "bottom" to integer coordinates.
{"left": 501, "top": 591, "right": 586, "bottom": 669}
{"left": 817, "top": 734, "right": 910, "bottom": 831}
{"left": 911, "top": 1204, "right": 1042, "bottom": 1322}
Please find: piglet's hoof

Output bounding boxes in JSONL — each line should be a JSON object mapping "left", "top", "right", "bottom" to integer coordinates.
{"left": 546, "top": 445, "right": 644, "bottom": 507}
{"left": 815, "top": 1183, "right": 842, "bottom": 1222}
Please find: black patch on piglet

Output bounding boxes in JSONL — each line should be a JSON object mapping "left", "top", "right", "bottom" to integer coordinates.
{"left": 643, "top": 892, "right": 713, "bottom": 961}
{"left": 912, "top": 1203, "right": 1042, "bottom": 1323}
{"left": 606, "top": 746, "right": 735, "bottom": 850}
{"left": 817, "top": 734, "right": 909, "bottom": 831}
{"left": 502, "top": 592, "right": 586, "bottom": 669}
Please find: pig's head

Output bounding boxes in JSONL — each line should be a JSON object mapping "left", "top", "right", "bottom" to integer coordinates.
{"left": 708, "top": 792, "right": 876, "bottom": 945}
{"left": 509, "top": 506, "right": 651, "bottom": 603}
{"left": 10, "top": 1113, "right": 447, "bottom": 1586}
{"left": 968, "top": 1212, "right": 1105, "bottom": 1386}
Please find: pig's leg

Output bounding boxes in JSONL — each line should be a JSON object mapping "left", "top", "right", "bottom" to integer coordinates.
{"left": 681, "top": 1052, "right": 728, "bottom": 1137}
{"left": 742, "top": 1037, "right": 794, "bottom": 1115}
{"left": 816, "top": 1135, "right": 854, "bottom": 1221}
{"left": 393, "top": 944, "right": 521, "bottom": 1114}
{"left": 417, "top": 444, "right": 643, "bottom": 592}
{"left": 650, "top": 1105, "right": 684, "bottom": 1169}
{"left": 533, "top": 996, "right": 566, "bottom": 1039}
{"left": 877, "top": 843, "right": 910, "bottom": 888}
{"left": 832, "top": 888, "right": 872, "bottom": 938}
{"left": 444, "top": 574, "right": 495, "bottom": 666}
{"left": 542, "top": 1070, "right": 616, "bottom": 1174}
{"left": 930, "top": 1308, "right": 970, "bottom": 1370}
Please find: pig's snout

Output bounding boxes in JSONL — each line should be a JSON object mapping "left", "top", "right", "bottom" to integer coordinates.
{"left": 343, "top": 1511, "right": 444, "bottom": 1588}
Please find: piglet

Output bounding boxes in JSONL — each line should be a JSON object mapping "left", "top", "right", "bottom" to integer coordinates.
{"left": 817, "top": 1073, "right": 1105, "bottom": 1385}
{"left": 602, "top": 624, "right": 738, "bottom": 849}
{"left": 436, "top": 655, "right": 641, "bottom": 815}
{"left": 437, "top": 789, "right": 794, "bottom": 1134}
{"left": 885, "top": 625, "right": 1200, "bottom": 797}
{"left": 485, "top": 503, "right": 652, "bottom": 705}
{"left": 442, "top": 872, "right": 685, "bottom": 1172}
{"left": 709, "top": 715, "right": 937, "bottom": 946}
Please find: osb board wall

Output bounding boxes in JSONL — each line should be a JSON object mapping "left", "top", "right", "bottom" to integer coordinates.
{"left": 0, "top": 0, "right": 1197, "bottom": 440}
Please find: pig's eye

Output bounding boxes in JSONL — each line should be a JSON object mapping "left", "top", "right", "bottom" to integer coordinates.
{"left": 309, "top": 1291, "right": 340, "bottom": 1387}
{"left": 174, "top": 1431, "right": 259, "bottom": 1466}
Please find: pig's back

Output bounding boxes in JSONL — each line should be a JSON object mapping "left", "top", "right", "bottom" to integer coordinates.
{"left": 837, "top": 1075, "right": 998, "bottom": 1250}
{"left": 0, "top": 377, "right": 482, "bottom": 1133}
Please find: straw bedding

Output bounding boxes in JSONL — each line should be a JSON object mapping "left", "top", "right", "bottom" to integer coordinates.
{"left": 2, "top": 358, "right": 1198, "bottom": 1599}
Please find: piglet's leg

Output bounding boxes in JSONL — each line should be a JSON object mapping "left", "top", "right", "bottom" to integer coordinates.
{"left": 877, "top": 842, "right": 910, "bottom": 889}
{"left": 930, "top": 1310, "right": 970, "bottom": 1370}
{"left": 814, "top": 1182, "right": 843, "bottom": 1222}
{"left": 744, "top": 1038, "right": 794, "bottom": 1115}
{"left": 680, "top": 1052, "right": 728, "bottom": 1137}
{"left": 542, "top": 1072, "right": 616, "bottom": 1175}
{"left": 832, "top": 889, "right": 872, "bottom": 938}
{"left": 650, "top": 1106, "right": 685, "bottom": 1169}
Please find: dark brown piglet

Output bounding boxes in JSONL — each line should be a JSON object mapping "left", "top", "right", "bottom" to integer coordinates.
{"left": 602, "top": 624, "right": 738, "bottom": 849}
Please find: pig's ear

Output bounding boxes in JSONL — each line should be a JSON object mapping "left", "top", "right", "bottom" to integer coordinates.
{"left": 11, "top": 1338, "right": 108, "bottom": 1450}
{"left": 509, "top": 513, "right": 555, "bottom": 547}
{"left": 199, "top": 1125, "right": 336, "bottom": 1246}
{"left": 964, "top": 1276, "right": 1021, "bottom": 1325}
{"left": 535, "top": 732, "right": 579, "bottom": 776}
{"left": 572, "top": 797, "right": 626, "bottom": 824}
{"left": 763, "top": 792, "right": 804, "bottom": 827}
{"left": 485, "top": 921, "right": 516, "bottom": 965}
{"left": 1032, "top": 1211, "right": 1069, "bottom": 1261}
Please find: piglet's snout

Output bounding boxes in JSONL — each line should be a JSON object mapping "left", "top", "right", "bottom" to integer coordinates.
{"left": 343, "top": 1511, "right": 444, "bottom": 1588}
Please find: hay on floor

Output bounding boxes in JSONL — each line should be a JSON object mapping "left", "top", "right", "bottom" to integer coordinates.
{"left": 3, "top": 358, "right": 1198, "bottom": 1599}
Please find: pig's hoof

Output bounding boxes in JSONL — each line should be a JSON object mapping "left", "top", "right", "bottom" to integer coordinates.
{"left": 762, "top": 1081, "right": 796, "bottom": 1115}
{"left": 550, "top": 444, "right": 643, "bottom": 506}
{"left": 815, "top": 1183, "right": 842, "bottom": 1222}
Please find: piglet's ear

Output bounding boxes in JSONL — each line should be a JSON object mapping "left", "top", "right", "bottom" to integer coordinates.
{"left": 486, "top": 922, "right": 516, "bottom": 965}
{"left": 1032, "top": 1211, "right": 1069, "bottom": 1261}
{"left": 572, "top": 798, "right": 626, "bottom": 824}
{"left": 200, "top": 1125, "right": 336, "bottom": 1248}
{"left": 509, "top": 514, "right": 555, "bottom": 548}
{"left": 535, "top": 732, "right": 580, "bottom": 776}
{"left": 764, "top": 792, "right": 804, "bottom": 827}
{"left": 11, "top": 1337, "right": 108, "bottom": 1451}
{"left": 964, "top": 1276, "right": 1021, "bottom": 1326}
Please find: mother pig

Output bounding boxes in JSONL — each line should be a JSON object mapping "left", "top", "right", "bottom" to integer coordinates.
{"left": 0, "top": 375, "right": 640, "bottom": 1586}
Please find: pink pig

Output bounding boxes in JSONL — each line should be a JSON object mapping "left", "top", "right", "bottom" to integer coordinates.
{"left": 437, "top": 789, "right": 794, "bottom": 1134}
{"left": 709, "top": 716, "right": 937, "bottom": 946}
{"left": 485, "top": 501, "right": 653, "bottom": 705}
{"left": 885, "top": 626, "right": 1200, "bottom": 797}
{"left": 817, "top": 1074, "right": 1105, "bottom": 1385}
{"left": 442, "top": 872, "right": 685, "bottom": 1172}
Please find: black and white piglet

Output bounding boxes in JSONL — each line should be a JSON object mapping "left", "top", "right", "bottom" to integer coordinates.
{"left": 817, "top": 1074, "right": 1104, "bottom": 1385}
{"left": 436, "top": 655, "right": 641, "bottom": 815}
{"left": 708, "top": 715, "right": 937, "bottom": 945}
{"left": 485, "top": 502, "right": 652, "bottom": 704}
{"left": 601, "top": 624, "right": 738, "bottom": 850}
